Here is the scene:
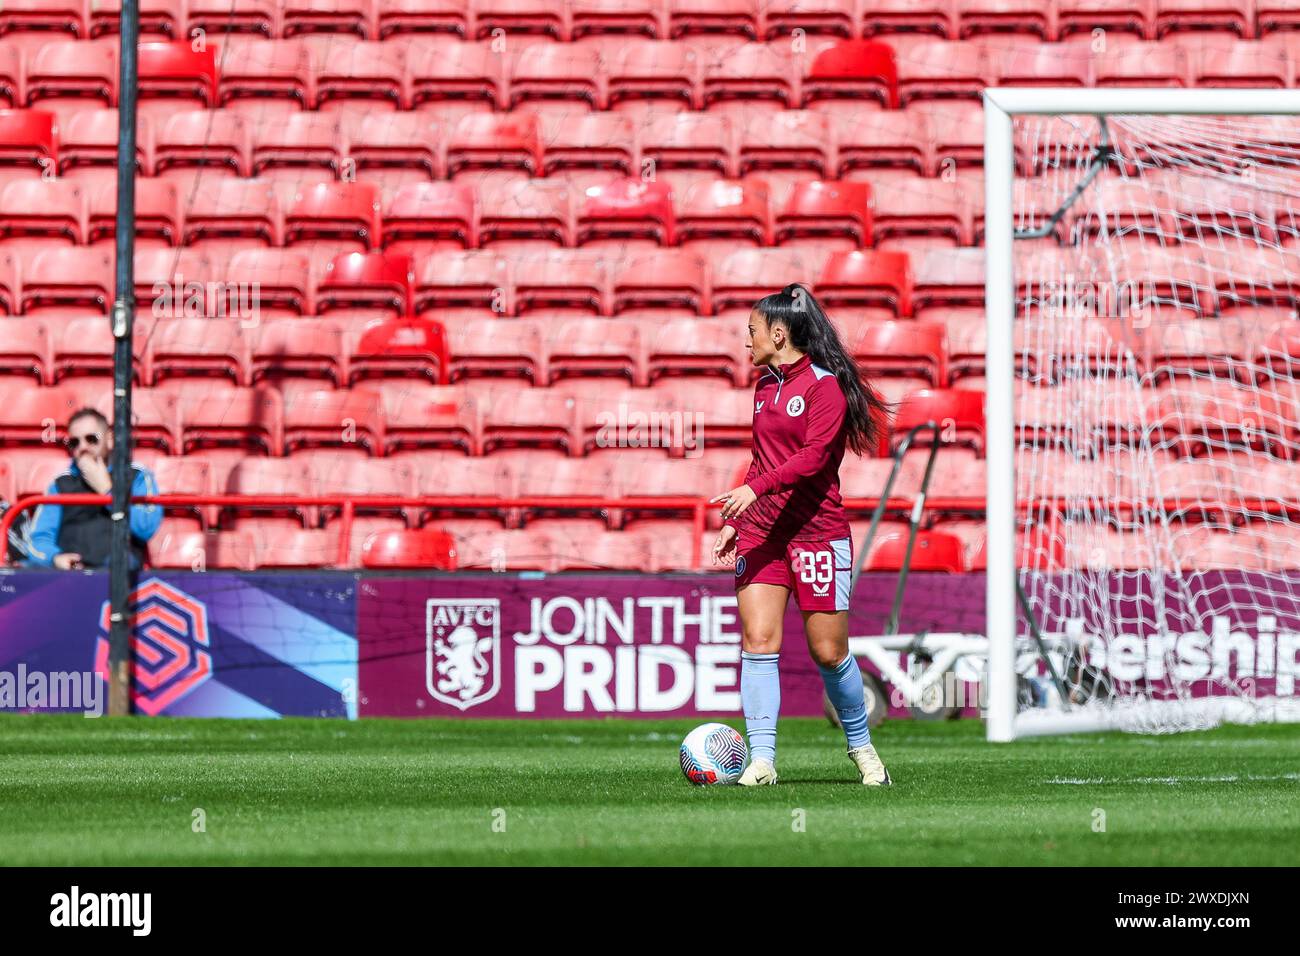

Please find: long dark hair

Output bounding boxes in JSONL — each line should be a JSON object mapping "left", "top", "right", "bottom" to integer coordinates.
{"left": 753, "top": 283, "right": 892, "bottom": 456}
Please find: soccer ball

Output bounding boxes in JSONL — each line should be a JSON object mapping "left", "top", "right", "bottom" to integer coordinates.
{"left": 679, "top": 723, "right": 748, "bottom": 785}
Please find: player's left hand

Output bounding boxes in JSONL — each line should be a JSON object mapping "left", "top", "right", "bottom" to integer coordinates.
{"left": 710, "top": 484, "right": 757, "bottom": 520}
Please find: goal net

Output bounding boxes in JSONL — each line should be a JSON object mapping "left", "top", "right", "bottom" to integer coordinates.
{"left": 984, "top": 89, "right": 1300, "bottom": 739}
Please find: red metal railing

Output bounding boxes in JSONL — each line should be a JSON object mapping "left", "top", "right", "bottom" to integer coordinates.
{"left": 0, "top": 492, "right": 992, "bottom": 570}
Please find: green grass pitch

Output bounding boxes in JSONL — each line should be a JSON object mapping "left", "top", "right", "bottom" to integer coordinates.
{"left": 0, "top": 714, "right": 1297, "bottom": 865}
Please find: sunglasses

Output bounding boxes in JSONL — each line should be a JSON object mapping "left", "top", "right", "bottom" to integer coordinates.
{"left": 65, "top": 433, "right": 102, "bottom": 452}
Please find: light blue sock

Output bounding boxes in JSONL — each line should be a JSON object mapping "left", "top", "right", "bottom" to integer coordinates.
{"left": 821, "top": 654, "right": 870, "bottom": 749}
{"left": 741, "top": 651, "right": 780, "bottom": 765}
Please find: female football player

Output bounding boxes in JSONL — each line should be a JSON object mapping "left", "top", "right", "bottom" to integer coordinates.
{"left": 711, "top": 283, "right": 893, "bottom": 786}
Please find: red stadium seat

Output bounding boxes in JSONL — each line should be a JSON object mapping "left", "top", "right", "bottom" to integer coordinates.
{"left": 921, "top": 102, "right": 985, "bottom": 170}
{"left": 19, "top": 246, "right": 113, "bottom": 314}
{"left": 449, "top": 316, "right": 543, "bottom": 383}
{"left": 507, "top": 42, "right": 604, "bottom": 109}
{"left": 545, "top": 317, "right": 647, "bottom": 385}
{"left": 250, "top": 111, "right": 340, "bottom": 178}
{"left": 182, "top": 177, "right": 281, "bottom": 247}
{"left": 244, "top": 525, "right": 340, "bottom": 568}
{"left": 59, "top": 107, "right": 149, "bottom": 175}
{"left": 645, "top": 317, "right": 748, "bottom": 386}
{"left": 539, "top": 112, "right": 636, "bottom": 178}
{"left": 861, "top": 0, "right": 954, "bottom": 37}
{"left": 817, "top": 249, "right": 913, "bottom": 317}
{"left": 848, "top": 320, "right": 949, "bottom": 386}
{"left": 735, "top": 108, "right": 832, "bottom": 177}
{"left": 912, "top": 247, "right": 985, "bottom": 312}
{"left": 474, "top": 0, "right": 566, "bottom": 39}
{"left": 1154, "top": 0, "right": 1252, "bottom": 39}
{"left": 222, "top": 456, "right": 316, "bottom": 527}
{"left": 382, "top": 181, "right": 477, "bottom": 251}
{"left": 361, "top": 528, "right": 458, "bottom": 569}
{"left": 375, "top": 0, "right": 468, "bottom": 38}
{"left": 309, "top": 453, "right": 418, "bottom": 526}
{"left": 1187, "top": 39, "right": 1290, "bottom": 88}
{"left": 0, "top": 382, "right": 87, "bottom": 446}
{"left": 251, "top": 320, "right": 347, "bottom": 387}
{"left": 412, "top": 249, "right": 505, "bottom": 315}
{"left": 701, "top": 42, "right": 799, "bottom": 109}
{"left": 709, "top": 246, "right": 826, "bottom": 311}
{"left": 675, "top": 178, "right": 772, "bottom": 247}
{"left": 611, "top": 247, "right": 707, "bottom": 314}
{"left": 133, "top": 248, "right": 217, "bottom": 318}
{"left": 988, "top": 40, "right": 1093, "bottom": 86}
{"left": 406, "top": 38, "right": 503, "bottom": 111}
{"left": 831, "top": 109, "right": 931, "bottom": 175}
{"left": 668, "top": 0, "right": 760, "bottom": 39}
{"left": 512, "top": 248, "right": 609, "bottom": 316}
{"left": 1057, "top": 0, "right": 1153, "bottom": 39}
{"left": 283, "top": 180, "right": 381, "bottom": 251}
{"left": 893, "top": 387, "right": 986, "bottom": 454}
{"left": 316, "top": 250, "right": 412, "bottom": 317}
{"left": 956, "top": 0, "right": 1054, "bottom": 39}
{"left": 217, "top": 39, "right": 315, "bottom": 110}
{"left": 871, "top": 177, "right": 971, "bottom": 246}
{"left": 179, "top": 386, "right": 283, "bottom": 455}
{"left": 381, "top": 384, "right": 482, "bottom": 454}
{"left": 0, "top": 249, "right": 15, "bottom": 314}
{"left": 445, "top": 112, "right": 541, "bottom": 176}
{"left": 50, "top": 315, "right": 140, "bottom": 381}
{"left": 281, "top": 0, "right": 375, "bottom": 38}
{"left": 764, "top": 0, "right": 857, "bottom": 37}
{"left": 348, "top": 317, "right": 450, "bottom": 385}
{"left": 346, "top": 112, "right": 442, "bottom": 184}
{"left": 149, "top": 528, "right": 256, "bottom": 571}
{"left": 25, "top": 39, "right": 116, "bottom": 107}
{"left": 0, "top": 45, "right": 19, "bottom": 109}
{"left": 605, "top": 41, "right": 701, "bottom": 110}
{"left": 227, "top": 248, "right": 313, "bottom": 316}
{"left": 315, "top": 40, "right": 406, "bottom": 109}
{"left": 894, "top": 39, "right": 989, "bottom": 106}
{"left": 866, "top": 529, "right": 966, "bottom": 572}
{"left": 479, "top": 386, "right": 580, "bottom": 457}
{"left": 282, "top": 386, "right": 386, "bottom": 456}
{"left": 639, "top": 110, "right": 733, "bottom": 176}
{"left": 138, "top": 41, "right": 218, "bottom": 109}
{"left": 88, "top": 177, "right": 180, "bottom": 246}
{"left": 1259, "top": 0, "right": 1300, "bottom": 35}
{"left": 802, "top": 40, "right": 899, "bottom": 110}
{"left": 477, "top": 177, "right": 573, "bottom": 248}
{"left": 569, "top": 0, "right": 664, "bottom": 39}
{"left": 148, "top": 317, "right": 251, "bottom": 385}
{"left": 775, "top": 179, "right": 873, "bottom": 248}
{"left": 0, "top": 318, "right": 50, "bottom": 384}
{"left": 1092, "top": 40, "right": 1189, "bottom": 86}
{"left": 0, "top": 108, "right": 57, "bottom": 175}
{"left": 666, "top": 379, "right": 755, "bottom": 447}
{"left": 0, "top": 178, "right": 86, "bottom": 245}
{"left": 575, "top": 176, "right": 676, "bottom": 246}
{"left": 153, "top": 109, "right": 251, "bottom": 177}
{"left": 89, "top": 0, "right": 184, "bottom": 38}
{"left": 188, "top": 0, "right": 280, "bottom": 37}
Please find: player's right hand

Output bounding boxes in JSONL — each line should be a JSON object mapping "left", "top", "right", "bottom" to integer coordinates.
{"left": 712, "top": 526, "right": 737, "bottom": 568}
{"left": 54, "top": 552, "right": 84, "bottom": 570}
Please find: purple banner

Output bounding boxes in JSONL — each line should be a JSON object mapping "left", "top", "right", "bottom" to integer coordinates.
{"left": 0, "top": 571, "right": 356, "bottom": 718}
{"left": 356, "top": 572, "right": 988, "bottom": 718}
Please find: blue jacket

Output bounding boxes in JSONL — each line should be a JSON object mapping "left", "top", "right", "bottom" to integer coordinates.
{"left": 24, "top": 462, "right": 162, "bottom": 567}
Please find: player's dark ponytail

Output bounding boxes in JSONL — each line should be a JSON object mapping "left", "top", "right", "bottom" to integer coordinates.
{"left": 753, "top": 283, "right": 892, "bottom": 456}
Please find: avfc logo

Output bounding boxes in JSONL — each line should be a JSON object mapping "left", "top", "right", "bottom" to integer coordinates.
{"left": 94, "top": 578, "right": 213, "bottom": 716}
{"left": 427, "top": 599, "right": 500, "bottom": 710}
{"left": 735, "top": 555, "right": 747, "bottom": 577}
{"left": 786, "top": 395, "right": 805, "bottom": 417}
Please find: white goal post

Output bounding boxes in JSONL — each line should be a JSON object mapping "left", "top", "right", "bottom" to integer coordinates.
{"left": 983, "top": 88, "right": 1300, "bottom": 742}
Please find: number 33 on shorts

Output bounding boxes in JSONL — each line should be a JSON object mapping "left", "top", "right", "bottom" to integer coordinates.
{"left": 735, "top": 537, "right": 853, "bottom": 612}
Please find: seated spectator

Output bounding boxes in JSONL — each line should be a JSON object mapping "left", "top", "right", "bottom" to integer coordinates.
{"left": 24, "top": 408, "right": 162, "bottom": 571}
